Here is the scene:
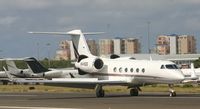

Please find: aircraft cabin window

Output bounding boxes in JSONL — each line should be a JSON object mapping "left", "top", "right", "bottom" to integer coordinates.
{"left": 142, "top": 68, "right": 145, "bottom": 73}
{"left": 160, "top": 65, "right": 165, "bottom": 69}
{"left": 136, "top": 68, "right": 139, "bottom": 73}
{"left": 113, "top": 67, "right": 117, "bottom": 72}
{"left": 119, "top": 67, "right": 122, "bottom": 72}
{"left": 130, "top": 68, "right": 134, "bottom": 72}
{"left": 125, "top": 68, "right": 128, "bottom": 72}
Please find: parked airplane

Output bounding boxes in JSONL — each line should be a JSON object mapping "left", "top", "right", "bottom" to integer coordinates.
{"left": 6, "top": 29, "right": 185, "bottom": 97}
{"left": 6, "top": 58, "right": 80, "bottom": 79}
{"left": 23, "top": 57, "right": 83, "bottom": 79}
{"left": 0, "top": 71, "right": 9, "bottom": 85}
{"left": 181, "top": 63, "right": 200, "bottom": 83}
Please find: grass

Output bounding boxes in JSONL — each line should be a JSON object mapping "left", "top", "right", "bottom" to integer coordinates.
{"left": 0, "top": 84, "right": 200, "bottom": 93}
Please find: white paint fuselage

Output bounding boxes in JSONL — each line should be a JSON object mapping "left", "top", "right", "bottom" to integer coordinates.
{"left": 89, "top": 58, "right": 184, "bottom": 85}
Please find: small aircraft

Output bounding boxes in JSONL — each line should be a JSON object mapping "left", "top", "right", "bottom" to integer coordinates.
{"left": 23, "top": 57, "right": 83, "bottom": 79}
{"left": 6, "top": 29, "right": 185, "bottom": 97}
{"left": 5, "top": 57, "right": 80, "bottom": 79}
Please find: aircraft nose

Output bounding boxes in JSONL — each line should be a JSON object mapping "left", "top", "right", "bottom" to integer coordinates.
{"left": 175, "top": 72, "right": 185, "bottom": 82}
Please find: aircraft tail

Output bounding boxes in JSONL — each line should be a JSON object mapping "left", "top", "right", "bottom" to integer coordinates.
{"left": 24, "top": 57, "right": 50, "bottom": 73}
{"left": 29, "top": 29, "right": 103, "bottom": 58}
{"left": 6, "top": 60, "right": 20, "bottom": 72}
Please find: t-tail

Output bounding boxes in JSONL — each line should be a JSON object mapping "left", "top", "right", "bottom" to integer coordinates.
{"left": 24, "top": 57, "right": 50, "bottom": 73}
{"left": 29, "top": 29, "right": 103, "bottom": 58}
{"left": 29, "top": 29, "right": 105, "bottom": 75}
{"left": 6, "top": 60, "right": 20, "bottom": 72}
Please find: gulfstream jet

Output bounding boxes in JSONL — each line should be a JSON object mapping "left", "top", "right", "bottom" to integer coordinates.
{"left": 7, "top": 30, "right": 185, "bottom": 97}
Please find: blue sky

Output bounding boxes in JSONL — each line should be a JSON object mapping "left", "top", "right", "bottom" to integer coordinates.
{"left": 0, "top": 0, "right": 200, "bottom": 59}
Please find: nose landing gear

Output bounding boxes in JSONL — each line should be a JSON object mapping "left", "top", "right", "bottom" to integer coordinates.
{"left": 169, "top": 84, "right": 176, "bottom": 97}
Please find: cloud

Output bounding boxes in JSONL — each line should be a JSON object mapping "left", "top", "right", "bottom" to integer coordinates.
{"left": 0, "top": 0, "right": 54, "bottom": 10}
{"left": 0, "top": 0, "right": 200, "bottom": 57}
{"left": 0, "top": 16, "right": 18, "bottom": 26}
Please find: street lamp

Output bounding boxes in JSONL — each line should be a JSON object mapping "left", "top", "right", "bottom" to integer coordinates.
{"left": 147, "top": 21, "right": 151, "bottom": 54}
{"left": 46, "top": 43, "right": 51, "bottom": 68}
{"left": 36, "top": 42, "right": 40, "bottom": 60}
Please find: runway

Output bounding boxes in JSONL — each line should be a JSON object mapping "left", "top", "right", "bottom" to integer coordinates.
{"left": 0, "top": 92, "right": 200, "bottom": 109}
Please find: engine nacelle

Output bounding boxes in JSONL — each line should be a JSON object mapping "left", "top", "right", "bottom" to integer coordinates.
{"left": 43, "top": 70, "right": 63, "bottom": 78}
{"left": 75, "top": 57, "right": 104, "bottom": 73}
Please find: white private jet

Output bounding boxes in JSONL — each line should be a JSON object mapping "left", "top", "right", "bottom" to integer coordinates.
{"left": 5, "top": 58, "right": 80, "bottom": 79}
{"left": 181, "top": 63, "right": 200, "bottom": 83}
{"left": 6, "top": 29, "right": 185, "bottom": 97}
{"left": 23, "top": 57, "right": 84, "bottom": 79}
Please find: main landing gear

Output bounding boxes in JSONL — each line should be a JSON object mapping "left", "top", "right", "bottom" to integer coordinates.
{"left": 168, "top": 84, "right": 176, "bottom": 97}
{"left": 95, "top": 84, "right": 105, "bottom": 97}
{"left": 130, "top": 88, "right": 139, "bottom": 96}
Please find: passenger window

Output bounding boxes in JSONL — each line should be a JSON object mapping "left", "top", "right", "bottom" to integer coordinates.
{"left": 113, "top": 67, "right": 117, "bottom": 72}
{"left": 136, "top": 68, "right": 139, "bottom": 73}
{"left": 142, "top": 68, "right": 145, "bottom": 73}
{"left": 130, "top": 68, "right": 134, "bottom": 72}
{"left": 125, "top": 68, "right": 128, "bottom": 72}
{"left": 119, "top": 67, "right": 122, "bottom": 72}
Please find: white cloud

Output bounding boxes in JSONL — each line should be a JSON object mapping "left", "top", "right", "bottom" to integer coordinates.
{"left": 0, "top": 16, "right": 18, "bottom": 26}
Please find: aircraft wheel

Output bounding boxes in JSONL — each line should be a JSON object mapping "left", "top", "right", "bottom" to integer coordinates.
{"left": 2, "top": 81, "right": 8, "bottom": 85}
{"left": 130, "top": 88, "right": 139, "bottom": 96}
{"left": 96, "top": 89, "right": 105, "bottom": 97}
{"left": 169, "top": 91, "right": 176, "bottom": 97}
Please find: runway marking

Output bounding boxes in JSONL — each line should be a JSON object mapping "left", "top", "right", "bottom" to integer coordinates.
{"left": 0, "top": 106, "right": 80, "bottom": 109}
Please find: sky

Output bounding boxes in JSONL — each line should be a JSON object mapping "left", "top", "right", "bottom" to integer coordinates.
{"left": 0, "top": 0, "right": 200, "bottom": 59}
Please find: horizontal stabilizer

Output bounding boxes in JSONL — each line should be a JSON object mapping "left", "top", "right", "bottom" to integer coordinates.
{"left": 28, "top": 30, "right": 104, "bottom": 36}
{"left": 7, "top": 77, "right": 127, "bottom": 85}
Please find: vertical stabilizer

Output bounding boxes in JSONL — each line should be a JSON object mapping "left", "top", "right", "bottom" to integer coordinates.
{"left": 6, "top": 60, "right": 20, "bottom": 72}
{"left": 67, "top": 30, "right": 93, "bottom": 57}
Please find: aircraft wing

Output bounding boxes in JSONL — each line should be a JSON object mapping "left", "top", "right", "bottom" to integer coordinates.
{"left": 10, "top": 78, "right": 127, "bottom": 85}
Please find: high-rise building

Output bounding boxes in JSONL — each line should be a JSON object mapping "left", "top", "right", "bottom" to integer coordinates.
{"left": 87, "top": 39, "right": 97, "bottom": 55}
{"left": 99, "top": 39, "right": 114, "bottom": 56}
{"left": 156, "top": 34, "right": 196, "bottom": 55}
{"left": 113, "top": 38, "right": 121, "bottom": 54}
{"left": 156, "top": 35, "right": 170, "bottom": 55}
{"left": 55, "top": 40, "right": 71, "bottom": 60}
{"left": 121, "top": 38, "right": 140, "bottom": 54}
{"left": 99, "top": 38, "right": 140, "bottom": 56}
{"left": 178, "top": 35, "right": 196, "bottom": 54}
{"left": 169, "top": 36, "right": 178, "bottom": 55}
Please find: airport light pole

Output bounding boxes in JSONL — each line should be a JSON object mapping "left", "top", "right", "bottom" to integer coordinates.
{"left": 147, "top": 21, "right": 151, "bottom": 54}
{"left": 0, "top": 50, "right": 3, "bottom": 70}
{"left": 37, "top": 42, "right": 40, "bottom": 60}
{"left": 46, "top": 43, "right": 51, "bottom": 68}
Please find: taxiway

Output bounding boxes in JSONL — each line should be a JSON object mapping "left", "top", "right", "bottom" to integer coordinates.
{"left": 0, "top": 92, "right": 200, "bottom": 109}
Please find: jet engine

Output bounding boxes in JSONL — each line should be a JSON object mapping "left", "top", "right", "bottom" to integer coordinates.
{"left": 42, "top": 70, "right": 63, "bottom": 78}
{"left": 75, "top": 57, "right": 104, "bottom": 73}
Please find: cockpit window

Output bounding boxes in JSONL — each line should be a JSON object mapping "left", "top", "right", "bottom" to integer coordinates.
{"left": 160, "top": 65, "right": 165, "bottom": 69}
{"left": 165, "top": 64, "right": 179, "bottom": 69}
